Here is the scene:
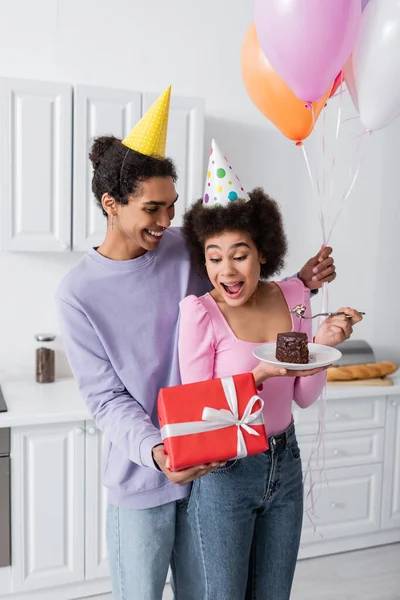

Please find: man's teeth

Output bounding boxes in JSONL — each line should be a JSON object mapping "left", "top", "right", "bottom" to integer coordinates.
{"left": 147, "top": 230, "right": 163, "bottom": 237}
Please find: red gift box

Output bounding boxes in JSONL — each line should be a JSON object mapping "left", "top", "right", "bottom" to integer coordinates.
{"left": 157, "top": 373, "right": 269, "bottom": 471}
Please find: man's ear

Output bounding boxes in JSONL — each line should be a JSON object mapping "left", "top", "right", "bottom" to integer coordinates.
{"left": 101, "top": 193, "right": 117, "bottom": 216}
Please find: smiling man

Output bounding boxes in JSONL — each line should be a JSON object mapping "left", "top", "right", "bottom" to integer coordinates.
{"left": 56, "top": 89, "right": 336, "bottom": 600}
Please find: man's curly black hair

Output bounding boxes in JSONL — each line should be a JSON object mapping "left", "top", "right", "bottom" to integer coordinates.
{"left": 89, "top": 135, "right": 177, "bottom": 216}
{"left": 182, "top": 188, "right": 288, "bottom": 280}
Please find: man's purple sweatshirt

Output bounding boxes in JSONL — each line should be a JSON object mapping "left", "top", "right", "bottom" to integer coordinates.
{"left": 56, "top": 228, "right": 208, "bottom": 509}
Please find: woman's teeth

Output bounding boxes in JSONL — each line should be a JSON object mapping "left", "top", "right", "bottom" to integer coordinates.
{"left": 146, "top": 229, "right": 163, "bottom": 238}
{"left": 222, "top": 282, "right": 243, "bottom": 295}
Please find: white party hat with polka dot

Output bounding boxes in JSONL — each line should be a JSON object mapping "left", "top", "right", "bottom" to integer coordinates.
{"left": 122, "top": 86, "right": 171, "bottom": 157}
{"left": 203, "top": 139, "right": 250, "bottom": 207}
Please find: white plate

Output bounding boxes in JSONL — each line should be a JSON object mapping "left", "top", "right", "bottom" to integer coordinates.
{"left": 253, "top": 342, "right": 342, "bottom": 371}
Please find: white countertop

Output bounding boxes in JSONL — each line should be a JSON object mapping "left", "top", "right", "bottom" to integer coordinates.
{"left": 0, "top": 375, "right": 399, "bottom": 429}
{"left": 0, "top": 378, "right": 90, "bottom": 428}
{"left": 325, "top": 373, "right": 400, "bottom": 400}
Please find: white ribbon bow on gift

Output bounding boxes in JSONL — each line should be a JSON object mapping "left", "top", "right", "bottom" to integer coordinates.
{"left": 160, "top": 376, "right": 264, "bottom": 459}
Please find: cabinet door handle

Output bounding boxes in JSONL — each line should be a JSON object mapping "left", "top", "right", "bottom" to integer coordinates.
{"left": 62, "top": 243, "right": 70, "bottom": 251}
{"left": 333, "top": 448, "right": 340, "bottom": 456}
{"left": 75, "top": 427, "right": 84, "bottom": 435}
{"left": 334, "top": 412, "right": 341, "bottom": 420}
{"left": 87, "top": 426, "right": 97, "bottom": 435}
{"left": 330, "top": 501, "right": 337, "bottom": 509}
{"left": 391, "top": 400, "right": 398, "bottom": 408}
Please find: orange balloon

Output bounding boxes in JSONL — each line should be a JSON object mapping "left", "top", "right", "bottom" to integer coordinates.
{"left": 241, "top": 24, "right": 333, "bottom": 143}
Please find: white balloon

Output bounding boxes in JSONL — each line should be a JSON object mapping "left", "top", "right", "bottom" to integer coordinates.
{"left": 344, "top": 0, "right": 400, "bottom": 131}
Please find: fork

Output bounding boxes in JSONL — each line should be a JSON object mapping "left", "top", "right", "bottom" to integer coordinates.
{"left": 290, "top": 306, "right": 365, "bottom": 320}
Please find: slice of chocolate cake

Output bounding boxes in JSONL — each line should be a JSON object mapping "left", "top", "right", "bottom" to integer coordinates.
{"left": 276, "top": 332, "right": 309, "bottom": 364}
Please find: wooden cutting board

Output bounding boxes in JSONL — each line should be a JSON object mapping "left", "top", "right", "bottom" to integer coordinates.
{"left": 328, "top": 377, "right": 393, "bottom": 387}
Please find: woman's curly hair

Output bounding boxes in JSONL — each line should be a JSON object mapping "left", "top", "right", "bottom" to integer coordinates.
{"left": 182, "top": 188, "right": 288, "bottom": 280}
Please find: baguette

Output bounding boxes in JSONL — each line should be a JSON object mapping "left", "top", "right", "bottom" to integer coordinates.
{"left": 327, "top": 361, "right": 398, "bottom": 382}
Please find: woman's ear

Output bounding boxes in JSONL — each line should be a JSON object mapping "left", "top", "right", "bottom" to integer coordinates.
{"left": 259, "top": 254, "right": 267, "bottom": 265}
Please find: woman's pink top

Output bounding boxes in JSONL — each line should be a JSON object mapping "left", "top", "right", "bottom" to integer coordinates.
{"left": 178, "top": 278, "right": 326, "bottom": 436}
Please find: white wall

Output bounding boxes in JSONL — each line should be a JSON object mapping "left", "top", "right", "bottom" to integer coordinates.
{"left": 0, "top": 0, "right": 399, "bottom": 380}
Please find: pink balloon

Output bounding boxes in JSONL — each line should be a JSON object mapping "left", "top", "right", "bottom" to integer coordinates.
{"left": 329, "top": 71, "right": 344, "bottom": 99}
{"left": 255, "top": 0, "right": 362, "bottom": 102}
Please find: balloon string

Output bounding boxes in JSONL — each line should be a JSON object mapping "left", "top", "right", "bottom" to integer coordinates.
{"left": 342, "top": 116, "right": 361, "bottom": 124}
{"left": 326, "top": 129, "right": 367, "bottom": 244}
{"left": 301, "top": 143, "right": 327, "bottom": 246}
{"left": 304, "top": 383, "right": 331, "bottom": 536}
{"left": 328, "top": 71, "right": 345, "bottom": 244}
{"left": 301, "top": 104, "right": 329, "bottom": 532}
{"left": 321, "top": 109, "right": 327, "bottom": 203}
{"left": 302, "top": 88, "right": 341, "bottom": 531}
{"left": 302, "top": 87, "right": 367, "bottom": 534}
{"left": 335, "top": 71, "right": 344, "bottom": 140}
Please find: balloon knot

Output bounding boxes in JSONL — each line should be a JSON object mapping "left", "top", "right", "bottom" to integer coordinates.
{"left": 304, "top": 102, "right": 312, "bottom": 110}
{"left": 296, "top": 141, "right": 303, "bottom": 147}
{"left": 366, "top": 129, "right": 373, "bottom": 135}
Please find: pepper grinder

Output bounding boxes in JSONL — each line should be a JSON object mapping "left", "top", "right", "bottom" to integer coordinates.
{"left": 35, "top": 334, "right": 56, "bottom": 383}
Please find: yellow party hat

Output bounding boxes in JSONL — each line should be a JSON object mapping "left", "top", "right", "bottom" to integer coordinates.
{"left": 122, "top": 86, "right": 171, "bottom": 157}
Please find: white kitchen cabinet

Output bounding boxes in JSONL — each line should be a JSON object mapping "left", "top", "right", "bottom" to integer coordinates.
{"left": 293, "top": 394, "right": 385, "bottom": 435}
{"left": 300, "top": 429, "right": 385, "bottom": 470}
{"left": 0, "top": 78, "right": 205, "bottom": 252}
{"left": 296, "top": 390, "right": 400, "bottom": 559}
{"left": 85, "top": 422, "right": 109, "bottom": 580}
{"left": 72, "top": 85, "right": 142, "bottom": 251}
{"left": 74, "top": 88, "right": 204, "bottom": 249}
{"left": 10, "top": 422, "right": 85, "bottom": 592}
{"left": 0, "top": 78, "right": 72, "bottom": 251}
{"left": 301, "top": 464, "right": 383, "bottom": 545}
{"left": 143, "top": 92, "right": 204, "bottom": 226}
{"left": 382, "top": 395, "right": 400, "bottom": 530}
